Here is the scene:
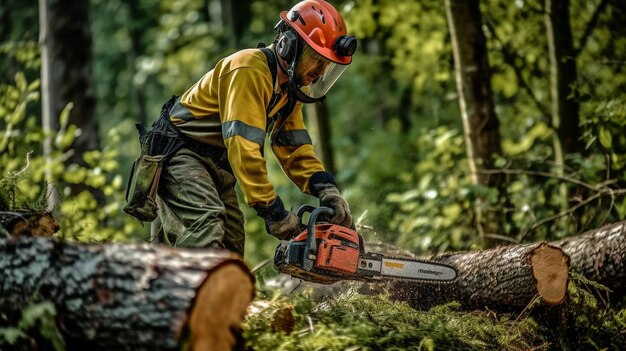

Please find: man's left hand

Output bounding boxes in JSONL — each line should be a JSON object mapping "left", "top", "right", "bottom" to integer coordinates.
{"left": 318, "top": 187, "right": 352, "bottom": 227}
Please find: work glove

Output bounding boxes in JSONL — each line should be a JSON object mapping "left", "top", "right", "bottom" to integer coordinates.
{"left": 318, "top": 187, "right": 353, "bottom": 227}
{"left": 253, "top": 196, "right": 301, "bottom": 240}
{"left": 309, "top": 171, "right": 353, "bottom": 228}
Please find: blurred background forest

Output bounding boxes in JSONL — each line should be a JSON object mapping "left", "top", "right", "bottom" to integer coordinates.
{"left": 1, "top": 0, "right": 626, "bottom": 269}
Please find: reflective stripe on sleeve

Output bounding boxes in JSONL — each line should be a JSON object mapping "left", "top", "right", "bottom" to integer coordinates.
{"left": 222, "top": 120, "right": 266, "bottom": 146}
{"left": 170, "top": 99, "right": 197, "bottom": 122}
{"left": 273, "top": 129, "right": 312, "bottom": 147}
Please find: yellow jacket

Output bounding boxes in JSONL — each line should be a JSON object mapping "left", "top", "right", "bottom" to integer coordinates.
{"left": 168, "top": 48, "right": 326, "bottom": 207}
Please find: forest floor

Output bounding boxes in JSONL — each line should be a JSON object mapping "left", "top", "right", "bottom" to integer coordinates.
{"left": 243, "top": 275, "right": 626, "bottom": 351}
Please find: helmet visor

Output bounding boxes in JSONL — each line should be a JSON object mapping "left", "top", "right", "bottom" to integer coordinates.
{"left": 296, "top": 44, "right": 349, "bottom": 99}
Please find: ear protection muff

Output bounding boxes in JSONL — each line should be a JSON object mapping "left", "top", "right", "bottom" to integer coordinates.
{"left": 276, "top": 29, "right": 298, "bottom": 61}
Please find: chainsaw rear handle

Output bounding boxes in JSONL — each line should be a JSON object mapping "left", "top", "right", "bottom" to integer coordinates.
{"left": 295, "top": 205, "right": 335, "bottom": 271}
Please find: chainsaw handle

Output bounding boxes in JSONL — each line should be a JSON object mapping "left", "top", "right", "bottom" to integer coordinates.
{"left": 296, "top": 204, "right": 317, "bottom": 219}
{"left": 295, "top": 204, "right": 335, "bottom": 225}
{"left": 299, "top": 206, "right": 335, "bottom": 271}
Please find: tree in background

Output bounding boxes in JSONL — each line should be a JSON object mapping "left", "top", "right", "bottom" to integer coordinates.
{"left": 39, "top": 0, "right": 100, "bottom": 206}
{"left": 445, "top": 0, "right": 503, "bottom": 245}
{"left": 545, "top": 0, "right": 581, "bottom": 155}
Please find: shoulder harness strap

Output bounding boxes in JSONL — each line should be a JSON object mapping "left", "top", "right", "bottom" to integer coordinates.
{"left": 259, "top": 46, "right": 296, "bottom": 120}
{"left": 259, "top": 47, "right": 279, "bottom": 116}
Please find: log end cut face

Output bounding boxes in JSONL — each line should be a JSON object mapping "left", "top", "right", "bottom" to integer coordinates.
{"left": 187, "top": 264, "right": 255, "bottom": 351}
{"left": 531, "top": 243, "right": 569, "bottom": 305}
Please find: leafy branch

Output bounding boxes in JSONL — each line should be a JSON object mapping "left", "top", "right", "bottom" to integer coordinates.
{"left": 483, "top": 17, "right": 551, "bottom": 122}
{"left": 478, "top": 168, "right": 626, "bottom": 241}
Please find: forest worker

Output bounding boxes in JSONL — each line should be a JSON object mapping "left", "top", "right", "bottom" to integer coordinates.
{"left": 152, "top": 0, "right": 358, "bottom": 255}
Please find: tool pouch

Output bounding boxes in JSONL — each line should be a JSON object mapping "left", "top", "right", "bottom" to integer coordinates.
{"left": 123, "top": 96, "right": 183, "bottom": 222}
{"left": 123, "top": 153, "right": 164, "bottom": 222}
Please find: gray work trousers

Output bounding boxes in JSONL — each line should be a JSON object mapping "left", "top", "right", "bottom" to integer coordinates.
{"left": 156, "top": 148, "right": 245, "bottom": 256}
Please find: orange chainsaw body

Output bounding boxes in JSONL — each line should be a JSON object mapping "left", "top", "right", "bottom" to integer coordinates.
{"left": 291, "top": 223, "right": 360, "bottom": 275}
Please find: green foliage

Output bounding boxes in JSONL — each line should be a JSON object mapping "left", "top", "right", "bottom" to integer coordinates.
{"left": 345, "top": 0, "right": 452, "bottom": 99}
{"left": 331, "top": 0, "right": 626, "bottom": 253}
{"left": 535, "top": 276, "right": 626, "bottom": 351}
{"left": 0, "top": 300, "right": 65, "bottom": 351}
{"left": 582, "top": 97, "right": 626, "bottom": 165}
{"left": 143, "top": 0, "right": 234, "bottom": 93}
{"left": 383, "top": 122, "right": 626, "bottom": 250}
{"left": 244, "top": 289, "right": 548, "bottom": 351}
{"left": 385, "top": 127, "right": 477, "bottom": 252}
{"left": 0, "top": 41, "right": 142, "bottom": 242}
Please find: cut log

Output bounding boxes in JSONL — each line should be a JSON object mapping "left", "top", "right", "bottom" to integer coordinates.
{"left": 553, "top": 220, "right": 626, "bottom": 294}
{"left": 0, "top": 210, "right": 59, "bottom": 237}
{"left": 387, "top": 242, "right": 569, "bottom": 311}
{"left": 0, "top": 236, "right": 255, "bottom": 351}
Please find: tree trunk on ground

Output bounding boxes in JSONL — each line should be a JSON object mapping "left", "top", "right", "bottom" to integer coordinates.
{"left": 273, "top": 220, "right": 626, "bottom": 311}
{"left": 0, "top": 236, "right": 255, "bottom": 351}
{"left": 385, "top": 219, "right": 626, "bottom": 310}
{"left": 445, "top": 0, "right": 503, "bottom": 245}
{"left": 553, "top": 220, "right": 626, "bottom": 295}
{"left": 386, "top": 242, "right": 569, "bottom": 311}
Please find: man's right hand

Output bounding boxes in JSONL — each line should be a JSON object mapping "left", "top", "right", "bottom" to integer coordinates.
{"left": 266, "top": 211, "right": 300, "bottom": 240}
{"left": 253, "top": 196, "right": 301, "bottom": 240}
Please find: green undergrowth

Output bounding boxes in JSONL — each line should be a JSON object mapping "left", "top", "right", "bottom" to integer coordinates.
{"left": 539, "top": 274, "right": 626, "bottom": 350}
{"left": 243, "top": 288, "right": 544, "bottom": 351}
{"left": 243, "top": 279, "right": 626, "bottom": 351}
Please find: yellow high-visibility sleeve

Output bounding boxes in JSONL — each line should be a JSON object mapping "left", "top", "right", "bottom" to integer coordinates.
{"left": 271, "top": 106, "right": 326, "bottom": 194}
{"left": 218, "top": 61, "right": 279, "bottom": 207}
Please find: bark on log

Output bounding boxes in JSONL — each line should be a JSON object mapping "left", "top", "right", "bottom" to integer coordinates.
{"left": 387, "top": 242, "right": 569, "bottom": 311}
{"left": 0, "top": 236, "right": 255, "bottom": 351}
{"left": 553, "top": 220, "right": 626, "bottom": 294}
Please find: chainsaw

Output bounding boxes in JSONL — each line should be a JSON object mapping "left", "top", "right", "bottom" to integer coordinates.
{"left": 274, "top": 205, "right": 458, "bottom": 285}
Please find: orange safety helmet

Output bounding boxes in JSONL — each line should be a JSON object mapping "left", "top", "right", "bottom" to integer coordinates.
{"left": 275, "top": 0, "right": 357, "bottom": 102}
{"left": 280, "top": 0, "right": 356, "bottom": 64}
